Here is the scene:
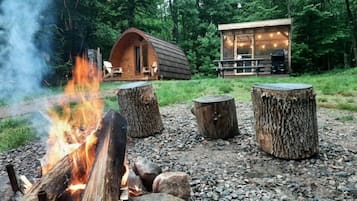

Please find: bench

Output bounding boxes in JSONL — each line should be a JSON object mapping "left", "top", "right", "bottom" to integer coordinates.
{"left": 213, "top": 65, "right": 266, "bottom": 78}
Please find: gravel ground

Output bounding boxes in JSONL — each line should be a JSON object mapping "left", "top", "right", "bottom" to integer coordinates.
{"left": 1, "top": 102, "right": 357, "bottom": 201}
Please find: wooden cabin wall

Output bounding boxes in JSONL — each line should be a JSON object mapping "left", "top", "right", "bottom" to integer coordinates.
{"left": 110, "top": 33, "right": 158, "bottom": 80}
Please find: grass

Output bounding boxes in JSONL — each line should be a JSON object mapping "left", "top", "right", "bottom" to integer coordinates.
{"left": 101, "top": 67, "right": 357, "bottom": 111}
{"left": 337, "top": 115, "right": 354, "bottom": 122}
{"left": 0, "top": 117, "right": 36, "bottom": 152}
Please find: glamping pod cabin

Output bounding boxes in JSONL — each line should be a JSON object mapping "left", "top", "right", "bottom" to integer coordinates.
{"left": 106, "top": 28, "right": 191, "bottom": 81}
{"left": 216, "top": 18, "right": 292, "bottom": 78}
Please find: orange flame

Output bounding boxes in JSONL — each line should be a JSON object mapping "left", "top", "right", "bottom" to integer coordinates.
{"left": 121, "top": 158, "right": 130, "bottom": 187}
{"left": 41, "top": 57, "right": 103, "bottom": 197}
{"left": 41, "top": 56, "right": 137, "bottom": 199}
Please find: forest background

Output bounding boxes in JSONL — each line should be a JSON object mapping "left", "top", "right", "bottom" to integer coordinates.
{"left": 3, "top": 0, "right": 357, "bottom": 82}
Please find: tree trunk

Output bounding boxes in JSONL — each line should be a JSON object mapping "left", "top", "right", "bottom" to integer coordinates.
{"left": 169, "top": 0, "right": 179, "bottom": 43}
{"left": 22, "top": 110, "right": 127, "bottom": 201}
{"left": 345, "top": 0, "right": 357, "bottom": 66}
{"left": 117, "top": 82, "right": 163, "bottom": 138}
{"left": 192, "top": 95, "right": 239, "bottom": 139}
{"left": 252, "top": 83, "right": 318, "bottom": 159}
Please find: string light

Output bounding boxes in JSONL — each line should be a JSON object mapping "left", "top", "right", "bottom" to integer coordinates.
{"left": 269, "top": 33, "right": 273, "bottom": 38}
{"left": 277, "top": 31, "right": 281, "bottom": 35}
{"left": 261, "top": 44, "right": 266, "bottom": 49}
{"left": 273, "top": 43, "right": 277, "bottom": 48}
{"left": 257, "top": 35, "right": 262, "bottom": 39}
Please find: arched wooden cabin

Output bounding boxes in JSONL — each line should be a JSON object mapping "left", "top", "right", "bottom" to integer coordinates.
{"left": 107, "top": 28, "right": 191, "bottom": 81}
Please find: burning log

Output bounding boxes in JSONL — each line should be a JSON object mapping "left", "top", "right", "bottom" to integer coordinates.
{"left": 192, "top": 95, "right": 239, "bottom": 139}
{"left": 6, "top": 164, "right": 22, "bottom": 194}
{"left": 117, "top": 82, "right": 164, "bottom": 138}
{"left": 21, "top": 110, "right": 128, "bottom": 201}
{"left": 81, "top": 110, "right": 127, "bottom": 201}
{"left": 21, "top": 152, "right": 74, "bottom": 201}
{"left": 251, "top": 83, "right": 319, "bottom": 159}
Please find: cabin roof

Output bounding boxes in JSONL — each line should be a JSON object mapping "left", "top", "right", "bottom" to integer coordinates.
{"left": 218, "top": 18, "right": 292, "bottom": 31}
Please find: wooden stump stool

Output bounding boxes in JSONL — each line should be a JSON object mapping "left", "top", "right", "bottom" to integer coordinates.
{"left": 252, "top": 83, "right": 318, "bottom": 159}
{"left": 192, "top": 95, "right": 239, "bottom": 139}
{"left": 117, "top": 82, "right": 163, "bottom": 138}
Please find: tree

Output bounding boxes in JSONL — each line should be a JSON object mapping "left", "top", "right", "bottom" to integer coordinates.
{"left": 345, "top": 0, "right": 357, "bottom": 66}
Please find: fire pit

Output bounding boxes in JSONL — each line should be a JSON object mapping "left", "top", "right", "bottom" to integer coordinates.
{"left": 3, "top": 57, "right": 191, "bottom": 201}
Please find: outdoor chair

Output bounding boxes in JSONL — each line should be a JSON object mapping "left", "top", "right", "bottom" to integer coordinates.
{"left": 103, "top": 61, "right": 122, "bottom": 78}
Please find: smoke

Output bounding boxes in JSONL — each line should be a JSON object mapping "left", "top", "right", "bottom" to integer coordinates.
{"left": 0, "top": 0, "right": 51, "bottom": 103}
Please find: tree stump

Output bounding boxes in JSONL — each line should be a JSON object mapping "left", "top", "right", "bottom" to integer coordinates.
{"left": 192, "top": 95, "right": 239, "bottom": 139}
{"left": 117, "top": 82, "right": 163, "bottom": 138}
{"left": 251, "top": 83, "right": 318, "bottom": 159}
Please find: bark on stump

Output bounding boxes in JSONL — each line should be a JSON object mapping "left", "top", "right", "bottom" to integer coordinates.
{"left": 192, "top": 95, "right": 239, "bottom": 139}
{"left": 117, "top": 82, "right": 163, "bottom": 138}
{"left": 251, "top": 83, "right": 318, "bottom": 159}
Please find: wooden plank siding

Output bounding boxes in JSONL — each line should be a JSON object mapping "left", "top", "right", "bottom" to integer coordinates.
{"left": 145, "top": 34, "right": 191, "bottom": 80}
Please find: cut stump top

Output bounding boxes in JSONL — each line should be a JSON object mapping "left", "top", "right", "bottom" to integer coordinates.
{"left": 253, "top": 83, "right": 312, "bottom": 91}
{"left": 118, "top": 81, "right": 151, "bottom": 90}
{"left": 193, "top": 95, "right": 234, "bottom": 104}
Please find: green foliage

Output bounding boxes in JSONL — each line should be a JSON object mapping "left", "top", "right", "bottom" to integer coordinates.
{"left": 195, "top": 24, "right": 220, "bottom": 75}
{"left": 34, "top": 0, "right": 357, "bottom": 80}
{"left": 292, "top": 3, "right": 349, "bottom": 72}
{"left": 0, "top": 118, "right": 36, "bottom": 152}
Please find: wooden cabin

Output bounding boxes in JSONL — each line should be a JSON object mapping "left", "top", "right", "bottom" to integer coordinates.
{"left": 106, "top": 28, "right": 191, "bottom": 81}
{"left": 216, "top": 18, "right": 292, "bottom": 78}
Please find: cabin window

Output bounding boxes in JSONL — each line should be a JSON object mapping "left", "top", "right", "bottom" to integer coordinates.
{"left": 142, "top": 44, "right": 148, "bottom": 67}
{"left": 223, "top": 32, "right": 234, "bottom": 59}
{"left": 236, "top": 34, "right": 253, "bottom": 59}
{"left": 135, "top": 46, "right": 141, "bottom": 73}
{"left": 254, "top": 28, "right": 289, "bottom": 58}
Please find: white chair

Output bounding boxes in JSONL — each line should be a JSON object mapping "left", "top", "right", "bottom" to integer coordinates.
{"left": 151, "top": 61, "right": 158, "bottom": 76}
{"left": 143, "top": 67, "right": 150, "bottom": 74}
{"left": 103, "top": 61, "right": 122, "bottom": 78}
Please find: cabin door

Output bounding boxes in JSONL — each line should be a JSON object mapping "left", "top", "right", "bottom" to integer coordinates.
{"left": 135, "top": 46, "right": 141, "bottom": 74}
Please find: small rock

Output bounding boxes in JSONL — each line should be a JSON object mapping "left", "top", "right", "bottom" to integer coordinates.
{"left": 345, "top": 186, "right": 357, "bottom": 197}
{"left": 129, "top": 193, "right": 184, "bottom": 201}
{"left": 153, "top": 172, "right": 191, "bottom": 200}
{"left": 127, "top": 170, "right": 147, "bottom": 193}
{"left": 134, "top": 157, "right": 162, "bottom": 191}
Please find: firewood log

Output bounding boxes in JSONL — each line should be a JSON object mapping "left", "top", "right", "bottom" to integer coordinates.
{"left": 117, "top": 82, "right": 163, "bottom": 138}
{"left": 192, "top": 95, "right": 239, "bottom": 139}
{"left": 252, "top": 83, "right": 319, "bottom": 159}
{"left": 21, "top": 110, "right": 127, "bottom": 201}
{"left": 81, "top": 110, "right": 127, "bottom": 201}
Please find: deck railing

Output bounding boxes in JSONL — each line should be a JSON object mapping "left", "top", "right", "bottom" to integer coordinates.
{"left": 213, "top": 58, "right": 271, "bottom": 78}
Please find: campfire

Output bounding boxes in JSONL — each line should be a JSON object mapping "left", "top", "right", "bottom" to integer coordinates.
{"left": 4, "top": 56, "right": 191, "bottom": 201}
{"left": 19, "top": 57, "right": 138, "bottom": 201}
